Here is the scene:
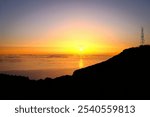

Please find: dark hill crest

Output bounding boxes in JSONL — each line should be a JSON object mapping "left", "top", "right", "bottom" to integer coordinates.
{"left": 0, "top": 45, "right": 150, "bottom": 99}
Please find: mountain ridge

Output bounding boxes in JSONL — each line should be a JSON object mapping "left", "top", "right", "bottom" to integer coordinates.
{"left": 0, "top": 45, "right": 150, "bottom": 99}
{"left": 72, "top": 45, "right": 150, "bottom": 79}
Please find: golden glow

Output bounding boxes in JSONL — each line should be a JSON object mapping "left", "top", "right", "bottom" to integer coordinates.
{"left": 0, "top": 20, "right": 125, "bottom": 55}
{"left": 45, "top": 20, "right": 117, "bottom": 55}
{"left": 79, "top": 46, "right": 84, "bottom": 52}
{"left": 79, "top": 58, "right": 84, "bottom": 68}
{"left": 1, "top": 1, "right": 146, "bottom": 56}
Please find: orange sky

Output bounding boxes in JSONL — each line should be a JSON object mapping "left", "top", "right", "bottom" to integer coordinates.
{"left": 1, "top": 0, "right": 150, "bottom": 55}
{"left": 0, "top": 19, "right": 133, "bottom": 55}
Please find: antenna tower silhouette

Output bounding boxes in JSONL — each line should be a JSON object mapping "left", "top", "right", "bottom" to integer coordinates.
{"left": 141, "top": 27, "right": 144, "bottom": 45}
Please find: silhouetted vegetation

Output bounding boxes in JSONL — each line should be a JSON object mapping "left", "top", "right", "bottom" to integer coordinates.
{"left": 0, "top": 45, "right": 150, "bottom": 99}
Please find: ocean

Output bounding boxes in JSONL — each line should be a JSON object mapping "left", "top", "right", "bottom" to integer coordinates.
{"left": 0, "top": 54, "right": 112, "bottom": 80}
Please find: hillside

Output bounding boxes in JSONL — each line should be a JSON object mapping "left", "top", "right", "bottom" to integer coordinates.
{"left": 0, "top": 45, "right": 150, "bottom": 99}
{"left": 73, "top": 45, "right": 150, "bottom": 79}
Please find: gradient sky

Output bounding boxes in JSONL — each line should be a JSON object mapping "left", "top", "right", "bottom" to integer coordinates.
{"left": 0, "top": 0, "right": 150, "bottom": 54}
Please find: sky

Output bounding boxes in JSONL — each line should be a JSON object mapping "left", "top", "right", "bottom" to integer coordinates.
{"left": 0, "top": 0, "right": 150, "bottom": 54}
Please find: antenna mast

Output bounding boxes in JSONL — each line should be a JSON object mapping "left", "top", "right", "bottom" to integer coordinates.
{"left": 141, "top": 27, "right": 144, "bottom": 45}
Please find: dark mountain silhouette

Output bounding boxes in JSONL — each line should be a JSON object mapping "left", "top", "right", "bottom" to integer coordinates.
{"left": 73, "top": 45, "right": 150, "bottom": 79}
{"left": 0, "top": 45, "right": 150, "bottom": 100}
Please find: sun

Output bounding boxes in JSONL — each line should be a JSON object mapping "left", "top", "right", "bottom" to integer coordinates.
{"left": 79, "top": 47, "right": 84, "bottom": 52}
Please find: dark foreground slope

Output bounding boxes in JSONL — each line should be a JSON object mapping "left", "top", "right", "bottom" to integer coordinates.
{"left": 0, "top": 45, "right": 150, "bottom": 99}
{"left": 73, "top": 45, "right": 150, "bottom": 79}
